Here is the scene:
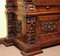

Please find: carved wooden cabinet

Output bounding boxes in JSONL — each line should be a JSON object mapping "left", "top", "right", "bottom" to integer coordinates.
{"left": 5, "top": 0, "right": 60, "bottom": 56}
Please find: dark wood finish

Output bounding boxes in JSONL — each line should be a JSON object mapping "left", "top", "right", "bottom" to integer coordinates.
{"left": 0, "top": 38, "right": 5, "bottom": 44}
{"left": 6, "top": 0, "right": 60, "bottom": 56}
{"left": 5, "top": 0, "right": 22, "bottom": 46}
{"left": 33, "top": 0, "right": 60, "bottom": 6}
{"left": 4, "top": 37, "right": 14, "bottom": 46}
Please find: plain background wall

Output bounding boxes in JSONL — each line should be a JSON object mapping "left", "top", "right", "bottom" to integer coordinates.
{"left": 0, "top": 0, "right": 7, "bottom": 38}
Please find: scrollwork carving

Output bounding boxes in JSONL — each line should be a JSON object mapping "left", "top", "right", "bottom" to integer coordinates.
{"left": 7, "top": 12, "right": 16, "bottom": 37}
{"left": 26, "top": 17, "right": 37, "bottom": 44}
{"left": 6, "top": 0, "right": 17, "bottom": 10}
{"left": 40, "top": 21, "right": 58, "bottom": 34}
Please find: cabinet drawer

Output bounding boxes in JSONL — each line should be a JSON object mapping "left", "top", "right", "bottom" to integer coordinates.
{"left": 33, "top": 0, "right": 60, "bottom": 5}
{"left": 38, "top": 15, "right": 60, "bottom": 35}
{"left": 37, "top": 6, "right": 60, "bottom": 12}
{"left": 38, "top": 15, "right": 59, "bottom": 21}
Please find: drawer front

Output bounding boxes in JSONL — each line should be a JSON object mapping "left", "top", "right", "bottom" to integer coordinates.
{"left": 33, "top": 0, "right": 60, "bottom": 5}
{"left": 37, "top": 6, "right": 60, "bottom": 12}
{"left": 38, "top": 15, "right": 60, "bottom": 35}
{"left": 38, "top": 15, "right": 59, "bottom": 21}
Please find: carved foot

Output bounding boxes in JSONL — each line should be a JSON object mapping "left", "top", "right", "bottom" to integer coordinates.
{"left": 4, "top": 38, "right": 13, "bottom": 47}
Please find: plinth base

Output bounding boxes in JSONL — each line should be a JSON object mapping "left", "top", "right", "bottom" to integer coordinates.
{"left": 21, "top": 50, "right": 43, "bottom": 56}
{"left": 4, "top": 38, "right": 13, "bottom": 47}
{"left": 13, "top": 39, "right": 43, "bottom": 56}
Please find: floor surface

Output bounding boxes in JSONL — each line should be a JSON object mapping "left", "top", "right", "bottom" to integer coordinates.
{"left": 0, "top": 44, "right": 60, "bottom": 56}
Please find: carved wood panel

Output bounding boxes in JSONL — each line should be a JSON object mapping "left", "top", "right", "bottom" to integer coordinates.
{"left": 38, "top": 15, "right": 60, "bottom": 35}
{"left": 6, "top": 0, "right": 17, "bottom": 11}
{"left": 25, "top": 16, "right": 37, "bottom": 44}
{"left": 39, "top": 21, "right": 58, "bottom": 34}
{"left": 7, "top": 12, "right": 16, "bottom": 37}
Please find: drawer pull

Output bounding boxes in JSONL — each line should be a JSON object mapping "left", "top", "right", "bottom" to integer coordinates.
{"left": 46, "top": 6, "right": 50, "bottom": 9}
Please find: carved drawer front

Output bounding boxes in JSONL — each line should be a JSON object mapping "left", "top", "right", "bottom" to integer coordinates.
{"left": 38, "top": 15, "right": 60, "bottom": 35}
